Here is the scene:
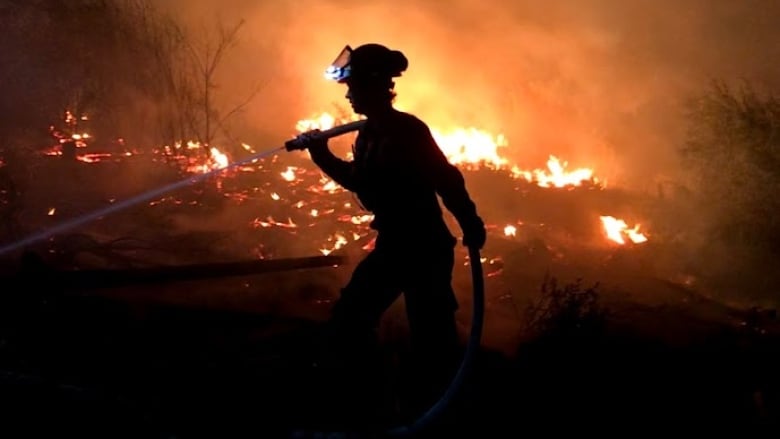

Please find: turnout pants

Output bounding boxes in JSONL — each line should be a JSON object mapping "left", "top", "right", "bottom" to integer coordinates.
{"left": 323, "top": 234, "right": 461, "bottom": 417}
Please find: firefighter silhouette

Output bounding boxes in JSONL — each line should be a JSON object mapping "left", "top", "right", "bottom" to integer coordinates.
{"left": 302, "top": 43, "right": 487, "bottom": 419}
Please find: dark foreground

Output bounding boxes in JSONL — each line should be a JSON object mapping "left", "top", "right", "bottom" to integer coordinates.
{"left": 1, "top": 275, "right": 779, "bottom": 439}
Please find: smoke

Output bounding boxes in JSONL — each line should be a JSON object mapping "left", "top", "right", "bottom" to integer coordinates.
{"left": 1, "top": 0, "right": 778, "bottom": 301}
{"left": 161, "top": 0, "right": 780, "bottom": 188}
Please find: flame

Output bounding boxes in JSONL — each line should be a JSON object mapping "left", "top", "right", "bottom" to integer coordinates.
{"left": 511, "top": 155, "right": 596, "bottom": 188}
{"left": 431, "top": 127, "right": 509, "bottom": 168}
{"left": 296, "top": 112, "right": 336, "bottom": 132}
{"left": 210, "top": 147, "right": 228, "bottom": 169}
{"left": 296, "top": 112, "right": 363, "bottom": 133}
{"left": 37, "top": 110, "right": 635, "bottom": 263}
{"left": 47, "top": 207, "right": 56, "bottom": 216}
{"left": 251, "top": 216, "right": 297, "bottom": 229}
{"left": 175, "top": 142, "right": 231, "bottom": 174}
{"left": 280, "top": 166, "right": 297, "bottom": 182}
{"left": 319, "top": 233, "right": 349, "bottom": 255}
{"left": 295, "top": 112, "right": 599, "bottom": 188}
{"left": 50, "top": 110, "right": 91, "bottom": 147}
{"left": 600, "top": 216, "right": 649, "bottom": 245}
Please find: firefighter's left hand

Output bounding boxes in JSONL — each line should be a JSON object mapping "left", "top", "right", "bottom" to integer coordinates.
{"left": 286, "top": 129, "right": 329, "bottom": 151}
{"left": 301, "top": 130, "right": 329, "bottom": 151}
{"left": 462, "top": 216, "right": 487, "bottom": 250}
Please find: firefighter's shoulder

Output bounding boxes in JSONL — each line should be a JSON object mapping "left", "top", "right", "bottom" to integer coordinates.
{"left": 392, "top": 110, "right": 431, "bottom": 133}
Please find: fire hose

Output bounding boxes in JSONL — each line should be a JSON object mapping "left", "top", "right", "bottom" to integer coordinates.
{"left": 287, "top": 125, "right": 486, "bottom": 439}
{"left": 288, "top": 245, "right": 484, "bottom": 439}
{"left": 386, "top": 245, "right": 484, "bottom": 439}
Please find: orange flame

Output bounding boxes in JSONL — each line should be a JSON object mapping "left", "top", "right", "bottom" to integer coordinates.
{"left": 512, "top": 155, "right": 597, "bottom": 188}
{"left": 600, "top": 216, "right": 648, "bottom": 245}
{"left": 295, "top": 112, "right": 599, "bottom": 188}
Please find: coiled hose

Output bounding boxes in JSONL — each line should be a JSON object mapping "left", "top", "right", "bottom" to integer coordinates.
{"left": 291, "top": 245, "right": 485, "bottom": 439}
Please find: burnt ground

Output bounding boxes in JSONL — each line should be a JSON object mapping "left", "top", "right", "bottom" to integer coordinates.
{"left": 1, "top": 157, "right": 779, "bottom": 437}
{"left": 0, "top": 257, "right": 779, "bottom": 439}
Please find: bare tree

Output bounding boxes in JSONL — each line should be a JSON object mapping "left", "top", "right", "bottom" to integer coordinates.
{"left": 182, "top": 19, "right": 261, "bottom": 149}
{"left": 0, "top": 0, "right": 260, "bottom": 156}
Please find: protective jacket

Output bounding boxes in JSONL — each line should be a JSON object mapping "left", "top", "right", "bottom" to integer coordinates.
{"left": 310, "top": 109, "right": 481, "bottom": 246}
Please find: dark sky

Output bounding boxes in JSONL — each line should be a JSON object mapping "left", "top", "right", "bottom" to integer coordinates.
{"left": 158, "top": 0, "right": 780, "bottom": 187}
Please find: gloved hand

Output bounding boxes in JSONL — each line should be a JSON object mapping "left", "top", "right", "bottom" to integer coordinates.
{"left": 286, "top": 129, "right": 329, "bottom": 151}
{"left": 461, "top": 216, "right": 487, "bottom": 249}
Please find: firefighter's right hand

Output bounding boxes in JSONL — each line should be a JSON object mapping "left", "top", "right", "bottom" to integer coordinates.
{"left": 462, "top": 216, "right": 487, "bottom": 250}
{"left": 285, "top": 129, "right": 329, "bottom": 151}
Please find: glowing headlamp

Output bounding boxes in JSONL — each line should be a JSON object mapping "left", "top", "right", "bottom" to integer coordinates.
{"left": 323, "top": 45, "right": 353, "bottom": 82}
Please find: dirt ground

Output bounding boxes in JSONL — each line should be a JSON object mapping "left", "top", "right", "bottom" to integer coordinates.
{"left": 1, "top": 245, "right": 779, "bottom": 438}
{"left": 1, "top": 157, "right": 779, "bottom": 438}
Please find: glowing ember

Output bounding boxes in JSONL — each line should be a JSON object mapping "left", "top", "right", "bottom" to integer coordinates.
{"left": 187, "top": 146, "right": 230, "bottom": 173}
{"left": 320, "top": 233, "right": 349, "bottom": 255}
{"left": 48, "top": 207, "right": 56, "bottom": 216}
{"left": 77, "top": 153, "right": 113, "bottom": 163}
{"left": 251, "top": 216, "right": 297, "bottom": 229}
{"left": 464, "top": 256, "right": 489, "bottom": 266}
{"left": 600, "top": 216, "right": 649, "bottom": 245}
{"left": 280, "top": 166, "right": 297, "bottom": 182}
{"left": 34, "top": 109, "right": 636, "bottom": 262}
{"left": 312, "top": 178, "right": 341, "bottom": 194}
{"left": 348, "top": 214, "right": 374, "bottom": 225}
{"left": 50, "top": 110, "right": 91, "bottom": 147}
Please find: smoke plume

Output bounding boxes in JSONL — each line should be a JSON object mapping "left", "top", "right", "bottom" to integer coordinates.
{"left": 161, "top": 0, "right": 780, "bottom": 187}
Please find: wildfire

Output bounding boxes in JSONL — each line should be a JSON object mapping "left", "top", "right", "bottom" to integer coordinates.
{"left": 280, "top": 166, "right": 297, "bottom": 182}
{"left": 50, "top": 110, "right": 91, "bottom": 146}
{"left": 295, "top": 112, "right": 361, "bottom": 132}
{"left": 511, "top": 155, "right": 597, "bottom": 188}
{"left": 295, "top": 112, "right": 599, "bottom": 189}
{"left": 319, "top": 233, "right": 350, "bottom": 256}
{"left": 431, "top": 128, "right": 509, "bottom": 168}
{"left": 35, "top": 108, "right": 641, "bottom": 260}
{"left": 600, "top": 216, "right": 649, "bottom": 245}
{"left": 182, "top": 143, "right": 230, "bottom": 173}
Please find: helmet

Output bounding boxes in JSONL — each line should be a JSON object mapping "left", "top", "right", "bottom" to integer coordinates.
{"left": 324, "top": 43, "right": 408, "bottom": 84}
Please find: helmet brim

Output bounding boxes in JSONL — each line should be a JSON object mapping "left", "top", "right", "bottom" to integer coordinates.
{"left": 323, "top": 45, "right": 353, "bottom": 82}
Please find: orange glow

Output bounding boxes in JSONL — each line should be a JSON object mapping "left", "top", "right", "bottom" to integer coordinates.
{"left": 600, "top": 216, "right": 649, "bottom": 245}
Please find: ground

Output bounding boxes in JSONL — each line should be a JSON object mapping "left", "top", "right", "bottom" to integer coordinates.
{"left": 1, "top": 252, "right": 779, "bottom": 438}
{"left": 1, "top": 157, "right": 779, "bottom": 438}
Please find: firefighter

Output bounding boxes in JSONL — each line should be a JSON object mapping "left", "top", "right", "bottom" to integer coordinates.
{"left": 301, "top": 43, "right": 487, "bottom": 419}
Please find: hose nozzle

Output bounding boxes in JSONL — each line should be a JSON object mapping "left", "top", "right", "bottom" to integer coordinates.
{"left": 285, "top": 120, "right": 367, "bottom": 151}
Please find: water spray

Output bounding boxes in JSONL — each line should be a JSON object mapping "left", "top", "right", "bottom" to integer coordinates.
{"left": 0, "top": 121, "right": 366, "bottom": 257}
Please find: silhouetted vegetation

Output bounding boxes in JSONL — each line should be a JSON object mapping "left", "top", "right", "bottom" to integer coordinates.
{"left": 524, "top": 275, "right": 607, "bottom": 343}
{"left": 0, "top": 0, "right": 252, "bottom": 150}
{"left": 681, "top": 80, "right": 780, "bottom": 255}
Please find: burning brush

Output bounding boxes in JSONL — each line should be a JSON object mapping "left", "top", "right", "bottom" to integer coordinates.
{"left": 21, "top": 108, "right": 651, "bottom": 265}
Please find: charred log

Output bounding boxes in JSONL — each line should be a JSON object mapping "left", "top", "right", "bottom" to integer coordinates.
{"left": 12, "top": 253, "right": 345, "bottom": 290}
